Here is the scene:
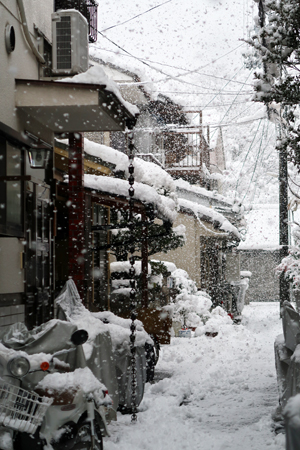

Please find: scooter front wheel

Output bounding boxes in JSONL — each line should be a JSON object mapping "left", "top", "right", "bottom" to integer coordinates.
{"left": 72, "top": 417, "right": 103, "bottom": 450}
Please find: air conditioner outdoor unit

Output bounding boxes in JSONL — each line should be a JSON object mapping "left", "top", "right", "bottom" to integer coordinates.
{"left": 52, "top": 9, "right": 88, "bottom": 75}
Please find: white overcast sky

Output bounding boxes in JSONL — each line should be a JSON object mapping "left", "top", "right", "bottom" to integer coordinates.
{"left": 91, "top": 0, "right": 256, "bottom": 109}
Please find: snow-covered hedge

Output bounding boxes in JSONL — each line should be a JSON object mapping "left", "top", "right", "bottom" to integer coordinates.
{"left": 276, "top": 225, "right": 300, "bottom": 289}
{"left": 158, "top": 262, "right": 232, "bottom": 333}
{"left": 276, "top": 247, "right": 300, "bottom": 289}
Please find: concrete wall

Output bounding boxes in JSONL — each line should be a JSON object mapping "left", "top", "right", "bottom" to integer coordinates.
{"left": 238, "top": 249, "right": 281, "bottom": 302}
{"left": 0, "top": 0, "right": 52, "bottom": 132}
{"left": 23, "top": 0, "right": 53, "bottom": 38}
{"left": 0, "top": 1, "right": 53, "bottom": 331}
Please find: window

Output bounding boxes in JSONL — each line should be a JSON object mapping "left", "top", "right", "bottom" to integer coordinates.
{"left": 0, "top": 139, "right": 23, "bottom": 236}
{"left": 92, "top": 204, "right": 109, "bottom": 309}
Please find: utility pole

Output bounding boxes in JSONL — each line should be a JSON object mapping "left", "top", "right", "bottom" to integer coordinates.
{"left": 279, "top": 123, "right": 290, "bottom": 310}
{"left": 258, "top": 0, "right": 289, "bottom": 311}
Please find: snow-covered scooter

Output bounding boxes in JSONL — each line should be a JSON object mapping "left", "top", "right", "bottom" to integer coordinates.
{"left": 0, "top": 327, "right": 111, "bottom": 450}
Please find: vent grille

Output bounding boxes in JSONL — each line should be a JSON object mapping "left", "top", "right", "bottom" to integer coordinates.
{"left": 56, "top": 16, "right": 71, "bottom": 70}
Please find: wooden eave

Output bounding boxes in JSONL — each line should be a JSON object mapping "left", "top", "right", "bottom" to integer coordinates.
{"left": 57, "top": 182, "right": 147, "bottom": 214}
{"left": 54, "top": 145, "right": 111, "bottom": 177}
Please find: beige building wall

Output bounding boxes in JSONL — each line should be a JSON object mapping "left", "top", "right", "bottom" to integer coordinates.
{"left": 152, "top": 211, "right": 227, "bottom": 288}
{"left": 1, "top": 1, "right": 52, "bottom": 134}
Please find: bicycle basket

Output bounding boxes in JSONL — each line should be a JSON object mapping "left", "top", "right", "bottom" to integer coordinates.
{"left": 0, "top": 381, "right": 53, "bottom": 434}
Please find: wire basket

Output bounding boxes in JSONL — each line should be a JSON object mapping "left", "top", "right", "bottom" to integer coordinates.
{"left": 0, "top": 381, "right": 53, "bottom": 434}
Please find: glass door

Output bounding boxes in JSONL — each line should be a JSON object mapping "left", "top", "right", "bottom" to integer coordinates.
{"left": 25, "top": 182, "right": 52, "bottom": 328}
{"left": 92, "top": 204, "right": 109, "bottom": 310}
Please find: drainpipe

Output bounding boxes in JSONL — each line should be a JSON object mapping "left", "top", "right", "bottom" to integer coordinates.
{"left": 68, "top": 133, "right": 86, "bottom": 302}
{"left": 16, "top": 0, "right": 45, "bottom": 64}
{"left": 141, "top": 210, "right": 149, "bottom": 308}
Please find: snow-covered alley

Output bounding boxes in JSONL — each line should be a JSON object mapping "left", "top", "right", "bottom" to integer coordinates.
{"left": 105, "top": 302, "right": 285, "bottom": 450}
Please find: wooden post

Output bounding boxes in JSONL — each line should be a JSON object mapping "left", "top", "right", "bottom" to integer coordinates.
{"left": 279, "top": 140, "right": 289, "bottom": 311}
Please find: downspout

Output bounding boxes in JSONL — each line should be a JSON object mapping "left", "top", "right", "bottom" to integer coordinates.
{"left": 141, "top": 209, "right": 149, "bottom": 308}
{"left": 16, "top": 0, "right": 45, "bottom": 64}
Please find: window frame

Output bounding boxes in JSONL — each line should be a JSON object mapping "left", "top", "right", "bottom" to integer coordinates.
{"left": 0, "top": 138, "right": 25, "bottom": 237}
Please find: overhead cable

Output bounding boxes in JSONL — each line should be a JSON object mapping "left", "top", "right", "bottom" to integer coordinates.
{"left": 209, "top": 69, "right": 254, "bottom": 142}
{"left": 234, "top": 118, "right": 263, "bottom": 196}
{"left": 242, "top": 119, "right": 267, "bottom": 202}
{"left": 92, "top": 46, "right": 253, "bottom": 86}
{"left": 95, "top": 32, "right": 248, "bottom": 90}
{"left": 100, "top": 0, "right": 174, "bottom": 32}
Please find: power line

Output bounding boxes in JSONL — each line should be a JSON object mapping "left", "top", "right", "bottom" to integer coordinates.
{"left": 92, "top": 46, "right": 253, "bottom": 87}
{"left": 119, "top": 81, "right": 253, "bottom": 94}
{"left": 95, "top": 32, "right": 249, "bottom": 91}
{"left": 153, "top": 91, "right": 253, "bottom": 98}
{"left": 209, "top": 70, "right": 254, "bottom": 142}
{"left": 179, "top": 102, "right": 253, "bottom": 108}
{"left": 235, "top": 118, "right": 263, "bottom": 196}
{"left": 246, "top": 122, "right": 272, "bottom": 204}
{"left": 201, "top": 66, "right": 246, "bottom": 111}
{"left": 242, "top": 119, "right": 267, "bottom": 202}
{"left": 133, "top": 114, "right": 264, "bottom": 132}
{"left": 100, "top": 0, "right": 173, "bottom": 33}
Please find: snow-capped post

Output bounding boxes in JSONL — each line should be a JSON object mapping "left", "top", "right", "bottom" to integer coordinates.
{"left": 127, "top": 130, "right": 137, "bottom": 423}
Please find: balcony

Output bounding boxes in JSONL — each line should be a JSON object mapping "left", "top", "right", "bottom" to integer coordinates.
{"left": 54, "top": 0, "right": 98, "bottom": 42}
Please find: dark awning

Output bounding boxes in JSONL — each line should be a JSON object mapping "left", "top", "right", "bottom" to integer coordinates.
{"left": 15, "top": 79, "right": 136, "bottom": 133}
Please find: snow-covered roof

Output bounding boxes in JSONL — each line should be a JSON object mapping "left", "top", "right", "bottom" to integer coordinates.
{"left": 84, "top": 138, "right": 176, "bottom": 196}
{"left": 57, "top": 136, "right": 177, "bottom": 221}
{"left": 175, "top": 178, "right": 233, "bottom": 207}
{"left": 85, "top": 174, "right": 177, "bottom": 223}
{"left": 89, "top": 56, "right": 149, "bottom": 106}
{"left": 178, "top": 198, "right": 240, "bottom": 239}
{"left": 58, "top": 65, "right": 139, "bottom": 117}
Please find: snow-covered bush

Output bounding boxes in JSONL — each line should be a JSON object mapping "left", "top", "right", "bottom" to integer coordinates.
{"left": 276, "top": 224, "right": 300, "bottom": 289}
{"left": 154, "top": 262, "right": 234, "bottom": 334}
{"left": 152, "top": 264, "right": 219, "bottom": 332}
{"left": 174, "top": 292, "right": 212, "bottom": 328}
{"left": 194, "top": 306, "right": 233, "bottom": 336}
{"left": 170, "top": 268, "right": 212, "bottom": 327}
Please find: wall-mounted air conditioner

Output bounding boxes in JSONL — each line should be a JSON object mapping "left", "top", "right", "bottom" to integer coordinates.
{"left": 52, "top": 9, "right": 88, "bottom": 75}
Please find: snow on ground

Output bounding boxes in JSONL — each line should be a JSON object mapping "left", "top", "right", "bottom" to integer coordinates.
{"left": 105, "top": 302, "right": 285, "bottom": 450}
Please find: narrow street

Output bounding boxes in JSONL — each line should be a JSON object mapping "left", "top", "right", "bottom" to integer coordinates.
{"left": 2, "top": 1, "right": 300, "bottom": 449}
{"left": 105, "top": 303, "right": 285, "bottom": 450}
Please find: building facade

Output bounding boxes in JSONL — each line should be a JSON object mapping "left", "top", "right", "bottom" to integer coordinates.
{"left": 0, "top": 0, "right": 136, "bottom": 330}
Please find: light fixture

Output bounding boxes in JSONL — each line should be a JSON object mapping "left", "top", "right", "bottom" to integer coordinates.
{"left": 28, "top": 147, "right": 50, "bottom": 169}
{"left": 25, "top": 131, "right": 52, "bottom": 169}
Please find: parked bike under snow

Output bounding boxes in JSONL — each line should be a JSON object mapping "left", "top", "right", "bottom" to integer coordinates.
{"left": 0, "top": 321, "right": 111, "bottom": 450}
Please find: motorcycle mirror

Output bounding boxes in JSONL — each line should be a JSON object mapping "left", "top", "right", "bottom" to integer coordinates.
{"left": 70, "top": 329, "right": 89, "bottom": 346}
